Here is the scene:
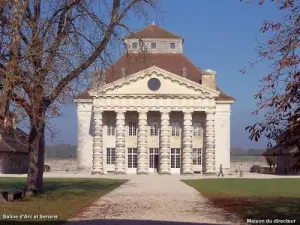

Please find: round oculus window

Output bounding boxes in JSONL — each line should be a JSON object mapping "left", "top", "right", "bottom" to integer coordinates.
{"left": 148, "top": 78, "right": 161, "bottom": 91}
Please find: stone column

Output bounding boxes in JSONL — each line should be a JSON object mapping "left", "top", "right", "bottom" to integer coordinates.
{"left": 91, "top": 107, "right": 103, "bottom": 175}
{"left": 137, "top": 110, "right": 148, "bottom": 174}
{"left": 205, "top": 111, "right": 216, "bottom": 173}
{"left": 160, "top": 110, "right": 171, "bottom": 174}
{"left": 182, "top": 110, "right": 193, "bottom": 174}
{"left": 115, "top": 110, "right": 126, "bottom": 174}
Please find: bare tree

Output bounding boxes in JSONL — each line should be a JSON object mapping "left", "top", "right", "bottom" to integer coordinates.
{"left": 0, "top": 0, "right": 159, "bottom": 193}
{"left": 240, "top": 0, "right": 299, "bottom": 168}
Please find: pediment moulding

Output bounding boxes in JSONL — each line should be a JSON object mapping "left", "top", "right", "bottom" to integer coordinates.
{"left": 89, "top": 66, "right": 220, "bottom": 98}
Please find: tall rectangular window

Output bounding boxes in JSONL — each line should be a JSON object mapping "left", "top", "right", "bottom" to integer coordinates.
{"left": 150, "top": 122, "right": 159, "bottom": 136}
{"left": 107, "top": 148, "right": 115, "bottom": 165}
{"left": 149, "top": 148, "right": 159, "bottom": 168}
{"left": 171, "top": 122, "right": 180, "bottom": 136}
{"left": 128, "top": 122, "right": 137, "bottom": 136}
{"left": 171, "top": 148, "right": 181, "bottom": 168}
{"left": 107, "top": 122, "right": 115, "bottom": 136}
{"left": 193, "top": 148, "right": 202, "bottom": 165}
{"left": 170, "top": 43, "right": 175, "bottom": 49}
{"left": 132, "top": 42, "right": 138, "bottom": 49}
{"left": 193, "top": 122, "right": 202, "bottom": 137}
{"left": 128, "top": 148, "right": 137, "bottom": 168}
{"left": 151, "top": 43, "right": 156, "bottom": 49}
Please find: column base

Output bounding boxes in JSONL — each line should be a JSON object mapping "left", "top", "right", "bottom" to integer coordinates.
{"left": 181, "top": 171, "right": 194, "bottom": 175}
{"left": 203, "top": 172, "right": 216, "bottom": 175}
{"left": 137, "top": 171, "right": 149, "bottom": 175}
{"left": 91, "top": 171, "right": 104, "bottom": 175}
{"left": 159, "top": 171, "right": 171, "bottom": 175}
{"left": 114, "top": 171, "right": 126, "bottom": 175}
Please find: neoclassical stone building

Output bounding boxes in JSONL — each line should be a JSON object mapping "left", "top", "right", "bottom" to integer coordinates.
{"left": 75, "top": 25, "right": 235, "bottom": 175}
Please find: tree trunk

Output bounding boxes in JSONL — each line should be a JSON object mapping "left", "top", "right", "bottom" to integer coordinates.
{"left": 26, "top": 109, "right": 46, "bottom": 195}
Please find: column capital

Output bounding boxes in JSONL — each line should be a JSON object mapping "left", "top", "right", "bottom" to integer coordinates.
{"left": 205, "top": 108, "right": 216, "bottom": 114}
{"left": 183, "top": 109, "right": 194, "bottom": 114}
{"left": 160, "top": 109, "right": 171, "bottom": 114}
{"left": 116, "top": 108, "right": 126, "bottom": 114}
{"left": 137, "top": 108, "right": 148, "bottom": 114}
{"left": 93, "top": 106, "right": 103, "bottom": 113}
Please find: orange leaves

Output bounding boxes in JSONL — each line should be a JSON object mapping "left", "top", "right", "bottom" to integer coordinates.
{"left": 278, "top": 56, "right": 299, "bottom": 70}
{"left": 50, "top": 104, "right": 61, "bottom": 116}
{"left": 239, "top": 67, "right": 247, "bottom": 74}
{"left": 263, "top": 74, "right": 272, "bottom": 82}
{"left": 260, "top": 22, "right": 281, "bottom": 33}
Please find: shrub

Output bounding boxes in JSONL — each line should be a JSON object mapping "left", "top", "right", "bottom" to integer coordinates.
{"left": 251, "top": 165, "right": 261, "bottom": 173}
{"left": 44, "top": 165, "right": 51, "bottom": 172}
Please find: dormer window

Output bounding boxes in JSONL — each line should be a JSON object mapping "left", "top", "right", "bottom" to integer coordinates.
{"left": 132, "top": 42, "right": 138, "bottom": 49}
{"left": 170, "top": 43, "right": 175, "bottom": 49}
{"left": 151, "top": 43, "right": 156, "bottom": 49}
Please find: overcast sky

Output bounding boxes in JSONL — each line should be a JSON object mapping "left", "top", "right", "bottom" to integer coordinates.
{"left": 46, "top": 1, "right": 282, "bottom": 149}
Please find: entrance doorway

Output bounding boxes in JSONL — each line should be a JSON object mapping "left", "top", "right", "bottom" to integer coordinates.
{"left": 149, "top": 148, "right": 159, "bottom": 173}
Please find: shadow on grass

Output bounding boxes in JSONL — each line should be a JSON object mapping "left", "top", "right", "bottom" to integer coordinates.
{"left": 208, "top": 196, "right": 300, "bottom": 221}
{"left": 43, "top": 180, "right": 126, "bottom": 192}
{"left": 0, "top": 219, "right": 220, "bottom": 225}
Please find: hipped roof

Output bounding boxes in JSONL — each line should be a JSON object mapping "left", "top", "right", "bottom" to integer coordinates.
{"left": 76, "top": 53, "right": 235, "bottom": 101}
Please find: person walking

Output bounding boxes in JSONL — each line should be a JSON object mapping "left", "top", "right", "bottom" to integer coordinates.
{"left": 218, "top": 164, "right": 224, "bottom": 177}
{"left": 239, "top": 164, "right": 243, "bottom": 177}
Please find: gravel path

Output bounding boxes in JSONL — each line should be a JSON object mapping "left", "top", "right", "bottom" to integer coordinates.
{"left": 66, "top": 175, "right": 244, "bottom": 225}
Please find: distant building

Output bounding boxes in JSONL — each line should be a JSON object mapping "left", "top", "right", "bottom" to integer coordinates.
{"left": 0, "top": 113, "right": 29, "bottom": 174}
{"left": 74, "top": 25, "right": 235, "bottom": 175}
{"left": 263, "top": 132, "right": 300, "bottom": 175}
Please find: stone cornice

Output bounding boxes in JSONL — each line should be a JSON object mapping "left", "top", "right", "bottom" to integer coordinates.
{"left": 216, "top": 100, "right": 235, "bottom": 104}
{"left": 93, "top": 106, "right": 216, "bottom": 112}
{"left": 74, "top": 99, "right": 93, "bottom": 103}
{"left": 89, "top": 66, "right": 220, "bottom": 98}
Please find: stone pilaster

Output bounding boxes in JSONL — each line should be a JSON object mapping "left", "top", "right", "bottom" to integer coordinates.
{"left": 160, "top": 110, "right": 171, "bottom": 174}
{"left": 137, "top": 110, "right": 148, "bottom": 174}
{"left": 91, "top": 107, "right": 103, "bottom": 175}
{"left": 182, "top": 111, "right": 193, "bottom": 174}
{"left": 115, "top": 110, "right": 126, "bottom": 174}
{"left": 205, "top": 111, "right": 216, "bottom": 173}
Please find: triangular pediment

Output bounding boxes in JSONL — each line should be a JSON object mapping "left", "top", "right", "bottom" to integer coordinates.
{"left": 89, "top": 66, "right": 219, "bottom": 98}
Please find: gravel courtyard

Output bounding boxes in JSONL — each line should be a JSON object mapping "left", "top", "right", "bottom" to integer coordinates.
{"left": 66, "top": 175, "right": 243, "bottom": 225}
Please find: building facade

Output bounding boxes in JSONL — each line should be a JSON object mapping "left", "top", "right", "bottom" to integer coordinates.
{"left": 0, "top": 114, "right": 29, "bottom": 174}
{"left": 75, "top": 25, "right": 235, "bottom": 175}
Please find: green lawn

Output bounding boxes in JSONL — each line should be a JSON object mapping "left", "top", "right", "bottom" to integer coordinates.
{"left": 0, "top": 177, "right": 127, "bottom": 225}
{"left": 183, "top": 179, "right": 300, "bottom": 221}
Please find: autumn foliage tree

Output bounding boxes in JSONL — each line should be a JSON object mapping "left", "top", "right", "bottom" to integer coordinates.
{"left": 241, "top": 0, "right": 300, "bottom": 169}
{"left": 0, "top": 0, "right": 158, "bottom": 193}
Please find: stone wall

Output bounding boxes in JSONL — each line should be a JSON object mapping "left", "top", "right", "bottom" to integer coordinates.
{"left": 45, "top": 159, "right": 78, "bottom": 171}
{"left": 230, "top": 157, "right": 268, "bottom": 173}
{"left": 45, "top": 158, "right": 269, "bottom": 173}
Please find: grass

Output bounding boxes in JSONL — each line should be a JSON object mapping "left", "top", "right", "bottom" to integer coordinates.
{"left": 182, "top": 179, "right": 300, "bottom": 222}
{"left": 0, "top": 177, "right": 127, "bottom": 225}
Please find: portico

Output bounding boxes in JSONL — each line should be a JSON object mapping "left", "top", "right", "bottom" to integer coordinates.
{"left": 90, "top": 109, "right": 215, "bottom": 175}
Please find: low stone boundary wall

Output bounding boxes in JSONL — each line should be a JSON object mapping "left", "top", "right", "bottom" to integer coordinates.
{"left": 45, "top": 159, "right": 269, "bottom": 173}
{"left": 230, "top": 160, "right": 268, "bottom": 172}
{"left": 45, "top": 159, "right": 77, "bottom": 171}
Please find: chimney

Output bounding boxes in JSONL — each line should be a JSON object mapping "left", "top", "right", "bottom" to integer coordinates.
{"left": 181, "top": 66, "right": 187, "bottom": 77}
{"left": 201, "top": 69, "right": 216, "bottom": 89}
{"left": 121, "top": 68, "right": 126, "bottom": 78}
